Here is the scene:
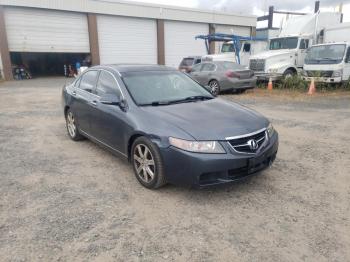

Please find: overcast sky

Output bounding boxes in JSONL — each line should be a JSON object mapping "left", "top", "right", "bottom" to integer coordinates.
{"left": 122, "top": 0, "right": 350, "bottom": 24}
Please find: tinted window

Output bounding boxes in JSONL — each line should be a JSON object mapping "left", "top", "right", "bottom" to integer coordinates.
{"left": 79, "top": 70, "right": 98, "bottom": 92}
{"left": 221, "top": 43, "right": 234, "bottom": 53}
{"left": 300, "top": 39, "right": 309, "bottom": 50}
{"left": 194, "top": 58, "right": 202, "bottom": 64}
{"left": 243, "top": 43, "right": 251, "bottom": 52}
{"left": 346, "top": 47, "right": 350, "bottom": 63}
{"left": 122, "top": 71, "right": 212, "bottom": 105}
{"left": 96, "top": 71, "right": 121, "bottom": 97}
{"left": 191, "top": 64, "right": 202, "bottom": 72}
{"left": 220, "top": 62, "right": 246, "bottom": 70}
{"left": 201, "top": 63, "right": 216, "bottom": 72}
{"left": 270, "top": 37, "right": 298, "bottom": 50}
{"left": 180, "top": 58, "right": 194, "bottom": 66}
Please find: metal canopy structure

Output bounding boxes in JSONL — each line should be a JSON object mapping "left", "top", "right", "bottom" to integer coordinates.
{"left": 195, "top": 33, "right": 267, "bottom": 64}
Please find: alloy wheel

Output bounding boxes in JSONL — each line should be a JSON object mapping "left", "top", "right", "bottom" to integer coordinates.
{"left": 66, "top": 111, "right": 76, "bottom": 138}
{"left": 133, "top": 144, "right": 156, "bottom": 183}
{"left": 209, "top": 81, "right": 219, "bottom": 95}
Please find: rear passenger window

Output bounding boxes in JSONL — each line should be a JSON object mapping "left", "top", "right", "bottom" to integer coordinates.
{"left": 79, "top": 70, "right": 98, "bottom": 93}
{"left": 201, "top": 63, "right": 216, "bottom": 72}
{"left": 96, "top": 71, "right": 121, "bottom": 98}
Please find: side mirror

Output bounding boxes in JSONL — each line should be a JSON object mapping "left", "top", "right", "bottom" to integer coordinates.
{"left": 100, "top": 94, "right": 127, "bottom": 111}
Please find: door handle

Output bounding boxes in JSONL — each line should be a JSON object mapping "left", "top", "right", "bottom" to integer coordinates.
{"left": 90, "top": 100, "right": 97, "bottom": 106}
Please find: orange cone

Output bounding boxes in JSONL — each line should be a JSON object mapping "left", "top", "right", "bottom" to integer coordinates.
{"left": 308, "top": 78, "right": 316, "bottom": 95}
{"left": 267, "top": 77, "right": 273, "bottom": 90}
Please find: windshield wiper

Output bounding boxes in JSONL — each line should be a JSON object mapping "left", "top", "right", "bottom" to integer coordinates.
{"left": 171, "top": 95, "right": 213, "bottom": 103}
{"left": 141, "top": 96, "right": 213, "bottom": 107}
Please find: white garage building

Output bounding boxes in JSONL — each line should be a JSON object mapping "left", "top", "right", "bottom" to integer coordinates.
{"left": 0, "top": 0, "right": 256, "bottom": 80}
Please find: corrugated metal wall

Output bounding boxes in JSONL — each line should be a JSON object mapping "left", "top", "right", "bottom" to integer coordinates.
{"left": 4, "top": 7, "right": 90, "bottom": 53}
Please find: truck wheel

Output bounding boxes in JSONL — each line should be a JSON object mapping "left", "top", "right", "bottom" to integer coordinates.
{"left": 283, "top": 69, "right": 295, "bottom": 79}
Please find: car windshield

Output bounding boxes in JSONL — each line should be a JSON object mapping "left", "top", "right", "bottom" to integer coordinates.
{"left": 122, "top": 71, "right": 213, "bottom": 106}
{"left": 221, "top": 43, "right": 235, "bottom": 53}
{"left": 305, "top": 44, "right": 346, "bottom": 64}
{"left": 180, "top": 58, "right": 194, "bottom": 66}
{"left": 270, "top": 37, "right": 298, "bottom": 50}
{"left": 220, "top": 62, "right": 246, "bottom": 70}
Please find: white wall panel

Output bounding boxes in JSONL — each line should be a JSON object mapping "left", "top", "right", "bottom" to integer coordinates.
{"left": 4, "top": 7, "right": 90, "bottom": 53}
{"left": 164, "top": 21, "right": 208, "bottom": 68}
{"left": 97, "top": 15, "right": 157, "bottom": 64}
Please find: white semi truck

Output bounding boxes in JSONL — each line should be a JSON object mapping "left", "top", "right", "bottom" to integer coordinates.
{"left": 202, "top": 40, "right": 267, "bottom": 67}
{"left": 249, "top": 12, "right": 342, "bottom": 80}
{"left": 302, "top": 23, "right": 350, "bottom": 83}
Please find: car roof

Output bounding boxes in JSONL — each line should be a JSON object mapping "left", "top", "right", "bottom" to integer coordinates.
{"left": 93, "top": 64, "right": 176, "bottom": 73}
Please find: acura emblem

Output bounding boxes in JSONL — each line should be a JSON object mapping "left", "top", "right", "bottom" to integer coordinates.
{"left": 247, "top": 139, "right": 258, "bottom": 150}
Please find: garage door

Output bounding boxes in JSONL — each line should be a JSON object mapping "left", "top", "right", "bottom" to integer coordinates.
{"left": 164, "top": 21, "right": 208, "bottom": 68}
{"left": 97, "top": 15, "right": 157, "bottom": 64}
{"left": 215, "top": 25, "right": 251, "bottom": 53}
{"left": 4, "top": 7, "right": 90, "bottom": 53}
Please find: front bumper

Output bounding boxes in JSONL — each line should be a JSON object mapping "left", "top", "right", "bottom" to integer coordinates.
{"left": 160, "top": 132, "right": 279, "bottom": 188}
{"left": 302, "top": 76, "right": 342, "bottom": 83}
{"left": 253, "top": 72, "right": 282, "bottom": 81}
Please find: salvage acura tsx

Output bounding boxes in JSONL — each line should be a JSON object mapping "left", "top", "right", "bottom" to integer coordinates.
{"left": 62, "top": 64, "right": 278, "bottom": 189}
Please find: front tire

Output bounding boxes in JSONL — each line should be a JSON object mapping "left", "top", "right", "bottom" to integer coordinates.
{"left": 131, "top": 137, "right": 166, "bottom": 189}
{"left": 283, "top": 69, "right": 295, "bottom": 79}
{"left": 208, "top": 80, "right": 220, "bottom": 96}
{"left": 65, "top": 109, "right": 84, "bottom": 141}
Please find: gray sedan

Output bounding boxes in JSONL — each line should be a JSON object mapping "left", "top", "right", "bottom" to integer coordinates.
{"left": 189, "top": 61, "right": 257, "bottom": 95}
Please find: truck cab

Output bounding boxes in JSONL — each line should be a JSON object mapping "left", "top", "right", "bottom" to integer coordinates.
{"left": 202, "top": 40, "right": 267, "bottom": 67}
{"left": 249, "top": 12, "right": 342, "bottom": 80}
{"left": 249, "top": 36, "right": 312, "bottom": 79}
{"left": 302, "top": 43, "right": 350, "bottom": 83}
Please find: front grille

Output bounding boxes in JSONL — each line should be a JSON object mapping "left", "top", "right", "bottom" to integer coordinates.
{"left": 228, "top": 130, "right": 266, "bottom": 154}
{"left": 249, "top": 59, "right": 265, "bottom": 72}
{"left": 306, "top": 70, "right": 333, "bottom": 77}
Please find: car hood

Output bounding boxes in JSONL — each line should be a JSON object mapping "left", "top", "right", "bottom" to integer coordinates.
{"left": 251, "top": 49, "right": 294, "bottom": 59}
{"left": 140, "top": 98, "right": 269, "bottom": 140}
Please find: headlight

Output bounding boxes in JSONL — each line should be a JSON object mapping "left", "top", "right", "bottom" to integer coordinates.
{"left": 268, "top": 68, "right": 278, "bottom": 73}
{"left": 169, "top": 137, "right": 226, "bottom": 154}
{"left": 332, "top": 70, "right": 343, "bottom": 77}
{"left": 267, "top": 123, "right": 275, "bottom": 138}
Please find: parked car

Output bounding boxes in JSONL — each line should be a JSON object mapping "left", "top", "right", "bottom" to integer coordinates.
{"left": 189, "top": 61, "right": 257, "bottom": 96}
{"left": 178, "top": 56, "right": 202, "bottom": 73}
{"left": 62, "top": 64, "right": 278, "bottom": 189}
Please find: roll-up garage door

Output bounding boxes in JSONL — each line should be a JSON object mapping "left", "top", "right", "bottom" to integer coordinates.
{"left": 97, "top": 15, "right": 157, "bottom": 64}
{"left": 4, "top": 7, "right": 90, "bottom": 53}
{"left": 214, "top": 25, "right": 251, "bottom": 53}
{"left": 164, "top": 21, "right": 208, "bottom": 68}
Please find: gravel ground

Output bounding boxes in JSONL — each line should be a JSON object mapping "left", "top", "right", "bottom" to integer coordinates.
{"left": 0, "top": 78, "right": 349, "bottom": 262}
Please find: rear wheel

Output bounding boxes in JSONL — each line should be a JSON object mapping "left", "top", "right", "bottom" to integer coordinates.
{"left": 131, "top": 137, "right": 166, "bottom": 189}
{"left": 208, "top": 80, "right": 220, "bottom": 96}
{"left": 65, "top": 109, "right": 84, "bottom": 141}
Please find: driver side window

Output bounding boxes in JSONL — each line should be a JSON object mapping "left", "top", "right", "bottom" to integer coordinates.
{"left": 95, "top": 71, "right": 121, "bottom": 98}
{"left": 191, "top": 64, "right": 202, "bottom": 72}
{"left": 300, "top": 39, "right": 309, "bottom": 50}
{"left": 346, "top": 47, "right": 350, "bottom": 63}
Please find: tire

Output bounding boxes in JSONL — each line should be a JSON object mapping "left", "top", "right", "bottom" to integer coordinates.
{"left": 283, "top": 69, "right": 295, "bottom": 79}
{"left": 131, "top": 137, "right": 166, "bottom": 189}
{"left": 208, "top": 80, "right": 220, "bottom": 96}
{"left": 65, "top": 109, "right": 84, "bottom": 141}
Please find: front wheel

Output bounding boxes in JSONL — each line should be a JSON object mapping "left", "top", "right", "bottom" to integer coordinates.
{"left": 208, "top": 80, "right": 220, "bottom": 96}
{"left": 65, "top": 109, "right": 84, "bottom": 141}
{"left": 283, "top": 69, "right": 295, "bottom": 79}
{"left": 131, "top": 137, "right": 166, "bottom": 189}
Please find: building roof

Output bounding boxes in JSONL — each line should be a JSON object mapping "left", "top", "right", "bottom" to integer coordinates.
{"left": 0, "top": 0, "right": 257, "bottom": 27}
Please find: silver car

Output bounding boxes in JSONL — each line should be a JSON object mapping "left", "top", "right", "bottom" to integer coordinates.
{"left": 189, "top": 61, "right": 257, "bottom": 95}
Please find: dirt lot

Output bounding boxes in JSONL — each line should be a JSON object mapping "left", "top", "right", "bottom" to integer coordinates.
{"left": 0, "top": 78, "right": 349, "bottom": 262}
